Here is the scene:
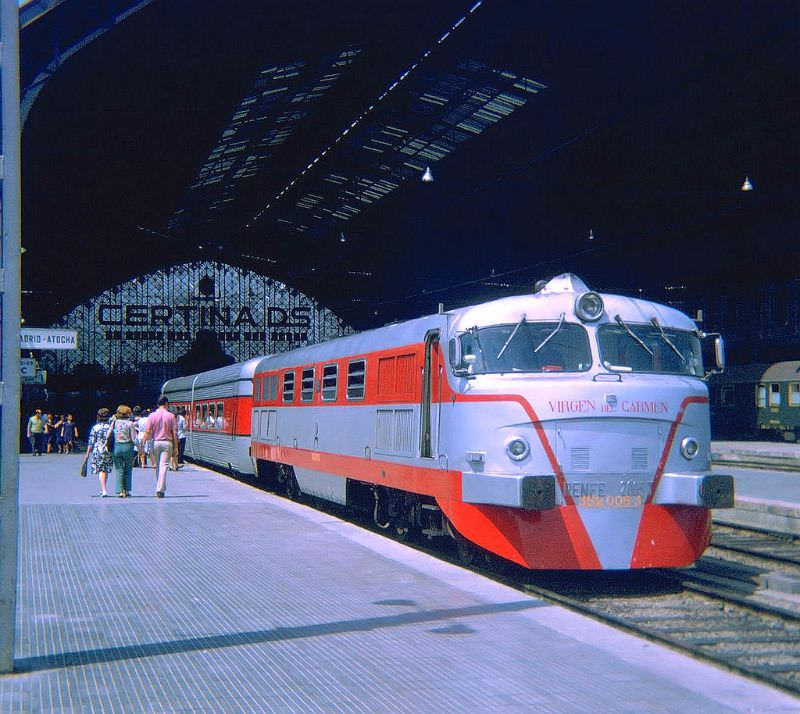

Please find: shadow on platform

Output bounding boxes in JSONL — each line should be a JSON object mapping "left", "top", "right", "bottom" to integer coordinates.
{"left": 14, "top": 599, "right": 543, "bottom": 673}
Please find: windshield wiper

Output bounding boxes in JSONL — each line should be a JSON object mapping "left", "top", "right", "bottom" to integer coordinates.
{"left": 534, "top": 312, "right": 565, "bottom": 353}
{"left": 650, "top": 316, "right": 686, "bottom": 364}
{"left": 497, "top": 315, "right": 526, "bottom": 359}
{"left": 466, "top": 326, "right": 484, "bottom": 374}
{"left": 614, "top": 314, "right": 653, "bottom": 356}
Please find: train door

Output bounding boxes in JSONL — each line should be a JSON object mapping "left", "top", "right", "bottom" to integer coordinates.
{"left": 420, "top": 330, "right": 441, "bottom": 459}
{"left": 221, "top": 400, "right": 233, "bottom": 441}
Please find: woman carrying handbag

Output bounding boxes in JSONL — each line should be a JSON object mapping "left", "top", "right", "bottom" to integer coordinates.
{"left": 85, "top": 408, "right": 114, "bottom": 497}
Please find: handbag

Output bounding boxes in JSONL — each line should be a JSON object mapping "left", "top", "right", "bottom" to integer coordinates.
{"left": 105, "top": 421, "right": 116, "bottom": 451}
{"left": 80, "top": 456, "right": 88, "bottom": 478}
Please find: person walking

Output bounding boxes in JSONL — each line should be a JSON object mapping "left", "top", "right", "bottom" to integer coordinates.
{"left": 136, "top": 408, "right": 151, "bottom": 468}
{"left": 61, "top": 414, "right": 79, "bottom": 454}
{"left": 26, "top": 408, "right": 46, "bottom": 455}
{"left": 110, "top": 404, "right": 137, "bottom": 497}
{"left": 86, "top": 408, "right": 114, "bottom": 497}
{"left": 171, "top": 406, "right": 187, "bottom": 470}
{"left": 141, "top": 395, "right": 178, "bottom": 498}
{"left": 47, "top": 414, "right": 64, "bottom": 453}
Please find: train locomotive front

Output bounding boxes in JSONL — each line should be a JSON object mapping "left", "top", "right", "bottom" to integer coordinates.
{"left": 438, "top": 274, "right": 733, "bottom": 569}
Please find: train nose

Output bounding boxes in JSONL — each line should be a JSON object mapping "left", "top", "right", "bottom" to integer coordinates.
{"left": 555, "top": 418, "right": 660, "bottom": 569}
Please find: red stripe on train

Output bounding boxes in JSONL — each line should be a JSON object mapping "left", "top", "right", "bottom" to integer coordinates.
{"left": 252, "top": 442, "right": 599, "bottom": 569}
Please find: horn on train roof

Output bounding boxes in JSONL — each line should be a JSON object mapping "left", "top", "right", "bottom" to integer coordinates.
{"left": 536, "top": 273, "right": 591, "bottom": 294}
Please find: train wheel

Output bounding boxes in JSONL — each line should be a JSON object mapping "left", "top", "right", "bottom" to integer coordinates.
{"left": 782, "top": 430, "right": 797, "bottom": 442}
{"left": 391, "top": 521, "right": 420, "bottom": 543}
{"left": 447, "top": 521, "right": 484, "bottom": 567}
{"left": 279, "top": 464, "right": 301, "bottom": 500}
{"left": 285, "top": 471, "right": 301, "bottom": 501}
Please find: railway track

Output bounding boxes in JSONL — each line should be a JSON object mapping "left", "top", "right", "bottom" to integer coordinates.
{"left": 509, "top": 524, "right": 800, "bottom": 697}
{"left": 411, "top": 521, "right": 800, "bottom": 697}
{"left": 709, "top": 524, "right": 800, "bottom": 568}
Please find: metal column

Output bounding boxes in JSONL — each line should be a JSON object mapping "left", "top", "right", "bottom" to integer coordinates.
{"left": 0, "top": 0, "right": 21, "bottom": 674}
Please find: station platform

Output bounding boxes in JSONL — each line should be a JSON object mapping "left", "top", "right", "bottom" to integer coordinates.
{"left": 711, "top": 441, "right": 800, "bottom": 535}
{"left": 2, "top": 454, "right": 798, "bottom": 713}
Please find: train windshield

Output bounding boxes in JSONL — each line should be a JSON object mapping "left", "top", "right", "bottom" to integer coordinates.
{"left": 458, "top": 322, "right": 592, "bottom": 374}
{"left": 598, "top": 322, "right": 703, "bottom": 376}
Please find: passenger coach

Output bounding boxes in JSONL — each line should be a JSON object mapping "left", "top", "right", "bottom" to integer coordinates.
{"left": 162, "top": 357, "right": 261, "bottom": 475}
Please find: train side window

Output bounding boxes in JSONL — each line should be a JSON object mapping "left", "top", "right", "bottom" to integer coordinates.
{"left": 790, "top": 383, "right": 800, "bottom": 407}
{"left": 216, "top": 402, "right": 224, "bottom": 428}
{"left": 769, "top": 383, "right": 781, "bottom": 407}
{"left": 720, "top": 385, "right": 735, "bottom": 408}
{"left": 195, "top": 405, "right": 201, "bottom": 427}
{"left": 282, "top": 371, "right": 295, "bottom": 403}
{"left": 322, "top": 364, "right": 338, "bottom": 401}
{"left": 756, "top": 383, "right": 767, "bottom": 408}
{"left": 347, "top": 359, "right": 366, "bottom": 400}
{"left": 201, "top": 403, "right": 208, "bottom": 427}
{"left": 254, "top": 378, "right": 262, "bottom": 404}
{"left": 207, "top": 403, "right": 216, "bottom": 428}
{"left": 301, "top": 367, "right": 315, "bottom": 402}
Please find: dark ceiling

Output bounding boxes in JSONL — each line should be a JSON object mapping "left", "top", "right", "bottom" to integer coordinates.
{"left": 20, "top": 1, "right": 800, "bottom": 330}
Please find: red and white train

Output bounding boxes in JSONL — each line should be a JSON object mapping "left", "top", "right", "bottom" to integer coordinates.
{"left": 163, "top": 273, "right": 733, "bottom": 570}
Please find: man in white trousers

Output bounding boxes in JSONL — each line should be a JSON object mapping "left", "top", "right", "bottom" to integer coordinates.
{"left": 141, "top": 394, "right": 178, "bottom": 498}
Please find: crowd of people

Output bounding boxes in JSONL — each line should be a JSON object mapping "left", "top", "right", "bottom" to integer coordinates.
{"left": 25, "top": 410, "right": 79, "bottom": 455}
{"left": 27, "top": 398, "right": 188, "bottom": 499}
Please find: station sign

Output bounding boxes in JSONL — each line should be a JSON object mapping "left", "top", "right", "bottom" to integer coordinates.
{"left": 42, "top": 261, "right": 351, "bottom": 378}
{"left": 20, "top": 328, "right": 78, "bottom": 350}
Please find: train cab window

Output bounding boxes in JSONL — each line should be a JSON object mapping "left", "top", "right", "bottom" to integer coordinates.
{"left": 756, "top": 383, "right": 767, "bottom": 408}
{"left": 598, "top": 322, "right": 703, "bottom": 376}
{"left": 347, "top": 359, "right": 366, "bottom": 400}
{"left": 216, "top": 402, "right": 224, "bottom": 428}
{"left": 455, "top": 322, "right": 591, "bottom": 375}
{"left": 282, "top": 371, "right": 295, "bottom": 403}
{"left": 301, "top": 367, "right": 315, "bottom": 402}
{"left": 769, "top": 383, "right": 781, "bottom": 407}
{"left": 790, "top": 383, "right": 800, "bottom": 407}
{"left": 322, "top": 364, "right": 338, "bottom": 401}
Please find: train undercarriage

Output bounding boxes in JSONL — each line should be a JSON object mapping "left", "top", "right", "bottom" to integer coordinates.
{"left": 251, "top": 458, "right": 490, "bottom": 564}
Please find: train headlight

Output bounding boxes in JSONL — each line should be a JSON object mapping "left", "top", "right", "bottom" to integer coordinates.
{"left": 506, "top": 437, "right": 530, "bottom": 461}
{"left": 680, "top": 436, "right": 700, "bottom": 460}
{"left": 575, "top": 292, "right": 604, "bottom": 322}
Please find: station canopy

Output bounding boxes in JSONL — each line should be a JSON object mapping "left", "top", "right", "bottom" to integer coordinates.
{"left": 19, "top": 1, "right": 800, "bottom": 330}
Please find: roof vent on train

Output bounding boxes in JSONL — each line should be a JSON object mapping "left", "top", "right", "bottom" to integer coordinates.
{"left": 535, "top": 273, "right": 591, "bottom": 294}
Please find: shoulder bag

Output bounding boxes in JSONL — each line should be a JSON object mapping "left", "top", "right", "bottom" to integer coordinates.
{"left": 105, "top": 420, "right": 116, "bottom": 451}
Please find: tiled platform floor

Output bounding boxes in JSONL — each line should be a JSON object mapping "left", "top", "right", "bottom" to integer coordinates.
{"left": 1, "top": 453, "right": 798, "bottom": 712}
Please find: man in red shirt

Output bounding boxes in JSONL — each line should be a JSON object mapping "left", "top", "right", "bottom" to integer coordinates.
{"left": 141, "top": 395, "right": 178, "bottom": 498}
